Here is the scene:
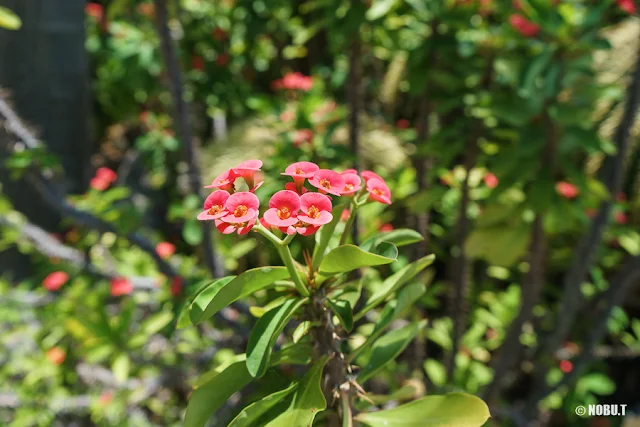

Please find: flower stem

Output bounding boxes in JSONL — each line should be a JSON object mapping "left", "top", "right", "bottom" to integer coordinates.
{"left": 254, "top": 223, "right": 310, "bottom": 297}
{"left": 339, "top": 204, "right": 357, "bottom": 246}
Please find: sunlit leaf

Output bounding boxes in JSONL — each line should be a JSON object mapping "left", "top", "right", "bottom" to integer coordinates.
{"left": 319, "top": 243, "right": 397, "bottom": 275}
{"left": 360, "top": 229, "right": 424, "bottom": 252}
{"left": 0, "top": 7, "right": 21, "bottom": 30}
{"left": 355, "top": 392, "right": 491, "bottom": 427}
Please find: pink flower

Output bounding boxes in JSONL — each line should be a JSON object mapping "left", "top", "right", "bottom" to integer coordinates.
{"left": 221, "top": 192, "right": 260, "bottom": 224}
{"left": 283, "top": 221, "right": 319, "bottom": 236}
{"left": 341, "top": 209, "right": 351, "bottom": 221}
{"left": 85, "top": 3, "right": 103, "bottom": 19}
{"left": 204, "top": 169, "right": 237, "bottom": 192}
{"left": 197, "top": 190, "right": 231, "bottom": 221}
{"left": 380, "top": 223, "right": 394, "bottom": 232}
{"left": 156, "top": 242, "right": 176, "bottom": 259}
{"left": 43, "top": 271, "right": 69, "bottom": 291}
{"left": 111, "top": 277, "right": 133, "bottom": 297}
{"left": 98, "top": 392, "right": 114, "bottom": 406}
{"left": 46, "top": 347, "right": 66, "bottom": 365}
{"left": 342, "top": 169, "right": 358, "bottom": 175}
{"left": 484, "top": 172, "right": 499, "bottom": 189}
{"left": 618, "top": 0, "right": 637, "bottom": 14}
{"left": 309, "top": 169, "right": 345, "bottom": 196}
{"left": 293, "top": 129, "right": 313, "bottom": 147}
{"left": 90, "top": 177, "right": 110, "bottom": 191}
{"left": 559, "top": 360, "right": 573, "bottom": 374}
{"left": 215, "top": 216, "right": 257, "bottom": 235}
{"left": 341, "top": 173, "right": 362, "bottom": 196}
{"left": 361, "top": 170, "right": 384, "bottom": 183}
{"left": 283, "top": 161, "right": 319, "bottom": 194}
{"left": 367, "top": 178, "right": 392, "bottom": 204}
{"left": 298, "top": 193, "right": 333, "bottom": 226}
{"left": 232, "top": 160, "right": 263, "bottom": 190}
{"left": 509, "top": 14, "right": 540, "bottom": 37}
{"left": 615, "top": 212, "right": 628, "bottom": 224}
{"left": 280, "top": 110, "right": 295, "bottom": 122}
{"left": 263, "top": 190, "right": 301, "bottom": 228}
{"left": 396, "top": 119, "right": 410, "bottom": 129}
{"left": 556, "top": 181, "right": 579, "bottom": 199}
{"left": 272, "top": 72, "right": 314, "bottom": 91}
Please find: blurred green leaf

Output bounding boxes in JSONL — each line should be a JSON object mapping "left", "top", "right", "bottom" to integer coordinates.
{"left": 0, "top": 6, "right": 21, "bottom": 30}
{"left": 360, "top": 228, "right": 424, "bottom": 252}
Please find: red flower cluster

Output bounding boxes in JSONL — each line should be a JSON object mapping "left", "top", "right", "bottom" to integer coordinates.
{"left": 509, "top": 14, "right": 540, "bottom": 37}
{"left": 618, "top": 0, "right": 637, "bottom": 14}
{"left": 272, "top": 72, "right": 314, "bottom": 91}
{"left": 90, "top": 167, "right": 118, "bottom": 191}
{"left": 198, "top": 160, "right": 392, "bottom": 236}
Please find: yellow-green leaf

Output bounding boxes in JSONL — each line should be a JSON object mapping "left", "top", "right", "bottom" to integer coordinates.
{"left": 0, "top": 7, "right": 21, "bottom": 30}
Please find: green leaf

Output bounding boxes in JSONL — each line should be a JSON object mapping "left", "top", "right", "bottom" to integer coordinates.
{"left": 366, "top": 0, "right": 398, "bottom": 20}
{"left": 189, "top": 276, "right": 236, "bottom": 325}
{"left": 247, "top": 298, "right": 306, "bottom": 378}
{"left": 424, "top": 359, "right": 446, "bottom": 387}
{"left": 264, "top": 357, "right": 328, "bottom": 427}
{"left": 360, "top": 229, "right": 424, "bottom": 252}
{"left": 319, "top": 243, "right": 398, "bottom": 275}
{"left": 359, "top": 255, "right": 435, "bottom": 317}
{"left": 183, "top": 220, "right": 203, "bottom": 245}
{"left": 0, "top": 7, "right": 21, "bottom": 30}
{"left": 112, "top": 353, "right": 130, "bottom": 383}
{"left": 327, "top": 299, "right": 354, "bottom": 332}
{"left": 184, "top": 360, "right": 253, "bottom": 427}
{"left": 228, "top": 383, "right": 298, "bottom": 427}
{"left": 140, "top": 311, "right": 173, "bottom": 335}
{"left": 312, "top": 203, "right": 346, "bottom": 270}
{"left": 465, "top": 226, "right": 531, "bottom": 267}
{"left": 619, "top": 232, "right": 640, "bottom": 256}
{"left": 293, "top": 321, "right": 314, "bottom": 344}
{"left": 355, "top": 392, "right": 491, "bottom": 427}
{"left": 358, "top": 321, "right": 423, "bottom": 382}
{"left": 270, "top": 342, "right": 313, "bottom": 366}
{"left": 193, "top": 267, "right": 290, "bottom": 324}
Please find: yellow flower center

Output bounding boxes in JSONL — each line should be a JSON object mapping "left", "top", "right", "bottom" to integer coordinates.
{"left": 207, "top": 204, "right": 223, "bottom": 215}
{"left": 295, "top": 167, "right": 304, "bottom": 174}
{"left": 277, "top": 207, "right": 291, "bottom": 220}
{"left": 307, "top": 205, "right": 320, "bottom": 219}
{"left": 344, "top": 183, "right": 354, "bottom": 191}
{"left": 234, "top": 205, "right": 248, "bottom": 217}
{"left": 373, "top": 188, "right": 385, "bottom": 196}
{"left": 320, "top": 178, "right": 332, "bottom": 190}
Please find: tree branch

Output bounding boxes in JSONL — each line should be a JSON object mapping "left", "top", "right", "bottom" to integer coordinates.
{"left": 152, "top": 0, "right": 223, "bottom": 278}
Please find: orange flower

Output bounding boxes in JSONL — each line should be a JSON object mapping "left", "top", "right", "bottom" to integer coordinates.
{"left": 46, "top": 347, "right": 66, "bottom": 365}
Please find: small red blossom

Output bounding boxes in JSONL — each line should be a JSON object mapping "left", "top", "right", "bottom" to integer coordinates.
{"left": 111, "top": 277, "right": 133, "bottom": 297}
{"left": 263, "top": 190, "right": 301, "bottom": 228}
{"left": 280, "top": 110, "right": 295, "bottom": 122}
{"left": 380, "top": 223, "right": 394, "bottom": 232}
{"left": 232, "top": 160, "right": 263, "bottom": 190}
{"left": 170, "top": 276, "right": 183, "bottom": 297}
{"left": 46, "top": 347, "right": 66, "bottom": 365}
{"left": 205, "top": 169, "right": 237, "bottom": 192}
{"left": 342, "top": 169, "right": 358, "bottom": 175}
{"left": 361, "top": 170, "right": 384, "bottom": 183}
{"left": 221, "top": 192, "right": 260, "bottom": 224}
{"left": 96, "top": 167, "right": 117, "bottom": 183}
{"left": 90, "top": 177, "right": 110, "bottom": 191}
{"left": 298, "top": 193, "right": 333, "bottom": 226}
{"left": 341, "top": 173, "right": 362, "bottom": 196}
{"left": 293, "top": 129, "right": 313, "bottom": 147}
{"left": 396, "top": 119, "right": 410, "bottom": 129}
{"left": 272, "top": 72, "right": 314, "bottom": 91}
{"left": 216, "top": 53, "right": 230, "bottom": 67}
{"left": 191, "top": 55, "right": 205, "bottom": 71}
{"left": 198, "top": 190, "right": 231, "bottom": 221}
{"left": 559, "top": 360, "right": 573, "bottom": 374}
{"left": 616, "top": 192, "right": 627, "bottom": 202}
{"left": 617, "top": 0, "right": 637, "bottom": 14}
{"left": 137, "top": 3, "right": 155, "bottom": 16}
{"left": 85, "top": 3, "right": 103, "bottom": 19}
{"left": 156, "top": 242, "right": 176, "bottom": 259}
{"left": 367, "top": 178, "right": 392, "bottom": 205}
{"left": 215, "top": 216, "right": 257, "bottom": 235}
{"left": 509, "top": 14, "right": 540, "bottom": 37}
{"left": 556, "top": 181, "right": 579, "bottom": 199}
{"left": 212, "top": 27, "right": 228, "bottom": 41}
{"left": 98, "top": 392, "right": 114, "bottom": 406}
{"left": 615, "top": 212, "right": 628, "bottom": 224}
{"left": 309, "top": 169, "right": 345, "bottom": 196}
{"left": 341, "top": 209, "right": 351, "bottom": 221}
{"left": 484, "top": 172, "right": 499, "bottom": 189}
{"left": 43, "top": 271, "right": 69, "bottom": 291}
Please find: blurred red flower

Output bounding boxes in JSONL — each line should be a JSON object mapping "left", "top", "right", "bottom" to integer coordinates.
{"left": 46, "top": 347, "right": 66, "bottom": 365}
{"left": 615, "top": 212, "right": 628, "bottom": 224}
{"left": 191, "top": 55, "right": 205, "bottom": 71}
{"left": 272, "top": 72, "right": 313, "bottom": 91}
{"left": 618, "top": 0, "right": 637, "bottom": 14}
{"left": 43, "top": 271, "right": 69, "bottom": 291}
{"left": 111, "top": 277, "right": 133, "bottom": 297}
{"left": 396, "top": 119, "right": 410, "bottom": 129}
{"left": 85, "top": 3, "right": 103, "bottom": 20}
{"left": 156, "top": 242, "right": 176, "bottom": 259}
{"left": 559, "top": 360, "right": 573, "bottom": 373}
{"left": 556, "top": 181, "right": 579, "bottom": 199}
{"left": 509, "top": 14, "right": 540, "bottom": 37}
{"left": 484, "top": 172, "right": 499, "bottom": 189}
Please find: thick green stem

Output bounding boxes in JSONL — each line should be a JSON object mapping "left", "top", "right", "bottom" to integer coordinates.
{"left": 339, "top": 204, "right": 357, "bottom": 246}
{"left": 254, "top": 223, "right": 310, "bottom": 297}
